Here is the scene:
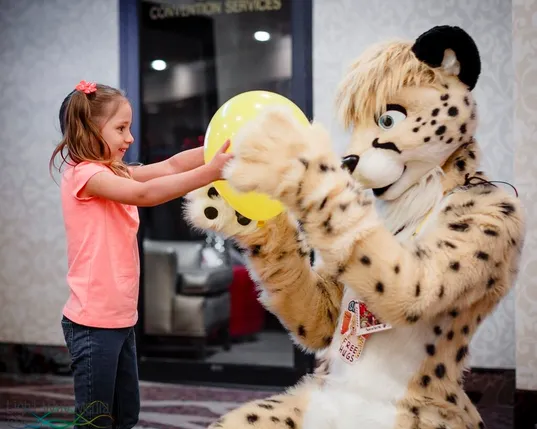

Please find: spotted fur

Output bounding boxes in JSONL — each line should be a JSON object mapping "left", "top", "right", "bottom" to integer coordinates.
{"left": 206, "top": 376, "right": 319, "bottom": 429}
{"left": 184, "top": 25, "right": 524, "bottom": 429}
{"left": 184, "top": 186, "right": 343, "bottom": 351}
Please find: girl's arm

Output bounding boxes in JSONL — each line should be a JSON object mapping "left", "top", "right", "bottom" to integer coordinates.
{"left": 130, "top": 147, "right": 205, "bottom": 182}
{"left": 85, "top": 143, "right": 231, "bottom": 207}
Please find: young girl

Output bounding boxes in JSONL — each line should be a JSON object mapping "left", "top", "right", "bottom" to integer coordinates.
{"left": 50, "top": 80, "right": 232, "bottom": 429}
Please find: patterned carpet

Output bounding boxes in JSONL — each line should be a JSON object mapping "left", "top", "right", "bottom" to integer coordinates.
{"left": 0, "top": 372, "right": 514, "bottom": 429}
{"left": 0, "top": 374, "right": 277, "bottom": 429}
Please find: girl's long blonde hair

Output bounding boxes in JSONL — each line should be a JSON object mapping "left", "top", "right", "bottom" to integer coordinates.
{"left": 49, "top": 83, "right": 132, "bottom": 178}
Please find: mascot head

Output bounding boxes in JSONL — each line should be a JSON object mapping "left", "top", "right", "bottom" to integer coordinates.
{"left": 336, "top": 25, "right": 481, "bottom": 201}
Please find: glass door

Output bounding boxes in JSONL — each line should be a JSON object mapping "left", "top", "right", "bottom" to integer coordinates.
{"left": 134, "top": 0, "right": 314, "bottom": 387}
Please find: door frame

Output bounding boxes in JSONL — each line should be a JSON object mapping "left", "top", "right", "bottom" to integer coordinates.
{"left": 119, "top": 0, "right": 315, "bottom": 388}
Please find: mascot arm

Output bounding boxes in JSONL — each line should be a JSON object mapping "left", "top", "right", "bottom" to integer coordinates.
{"left": 241, "top": 214, "right": 344, "bottom": 350}
{"left": 336, "top": 204, "right": 523, "bottom": 325}
{"left": 184, "top": 186, "right": 343, "bottom": 350}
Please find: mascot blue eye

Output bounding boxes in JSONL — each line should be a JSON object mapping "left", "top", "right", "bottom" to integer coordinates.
{"left": 378, "top": 110, "right": 406, "bottom": 130}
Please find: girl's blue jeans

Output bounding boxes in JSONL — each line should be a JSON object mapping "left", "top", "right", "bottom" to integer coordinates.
{"left": 61, "top": 315, "right": 140, "bottom": 429}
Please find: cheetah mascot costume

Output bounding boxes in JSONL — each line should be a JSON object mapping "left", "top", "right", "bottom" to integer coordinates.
{"left": 185, "top": 25, "right": 524, "bottom": 429}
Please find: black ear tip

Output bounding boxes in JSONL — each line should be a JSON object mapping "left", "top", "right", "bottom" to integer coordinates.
{"left": 412, "top": 25, "right": 481, "bottom": 90}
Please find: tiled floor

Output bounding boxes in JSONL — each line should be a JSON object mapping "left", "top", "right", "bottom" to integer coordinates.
{"left": 207, "top": 332, "right": 294, "bottom": 367}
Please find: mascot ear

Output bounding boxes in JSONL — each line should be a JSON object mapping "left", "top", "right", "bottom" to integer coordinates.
{"left": 411, "top": 25, "right": 481, "bottom": 90}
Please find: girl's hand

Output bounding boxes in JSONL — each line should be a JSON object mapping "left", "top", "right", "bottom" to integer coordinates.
{"left": 208, "top": 140, "right": 234, "bottom": 180}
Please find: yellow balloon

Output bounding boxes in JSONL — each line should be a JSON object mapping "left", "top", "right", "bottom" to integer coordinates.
{"left": 204, "top": 91, "right": 310, "bottom": 221}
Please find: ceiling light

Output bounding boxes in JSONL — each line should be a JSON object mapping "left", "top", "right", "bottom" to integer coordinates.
{"left": 151, "top": 59, "right": 167, "bottom": 71}
{"left": 254, "top": 31, "right": 270, "bottom": 42}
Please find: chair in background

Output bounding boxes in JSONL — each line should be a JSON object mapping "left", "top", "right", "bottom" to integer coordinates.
{"left": 142, "top": 235, "right": 233, "bottom": 358}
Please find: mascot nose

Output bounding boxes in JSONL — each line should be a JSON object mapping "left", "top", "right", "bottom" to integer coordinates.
{"left": 341, "top": 155, "right": 359, "bottom": 173}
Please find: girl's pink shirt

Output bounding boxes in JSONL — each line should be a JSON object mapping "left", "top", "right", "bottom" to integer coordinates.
{"left": 61, "top": 161, "right": 140, "bottom": 328}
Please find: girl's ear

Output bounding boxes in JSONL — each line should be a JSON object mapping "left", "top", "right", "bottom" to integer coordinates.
{"left": 411, "top": 25, "right": 481, "bottom": 91}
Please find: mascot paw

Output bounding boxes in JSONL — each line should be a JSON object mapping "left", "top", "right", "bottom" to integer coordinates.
{"left": 223, "top": 107, "right": 312, "bottom": 199}
{"left": 184, "top": 185, "right": 260, "bottom": 238}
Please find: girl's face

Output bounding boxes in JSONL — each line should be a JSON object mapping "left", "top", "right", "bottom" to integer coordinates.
{"left": 101, "top": 100, "right": 134, "bottom": 161}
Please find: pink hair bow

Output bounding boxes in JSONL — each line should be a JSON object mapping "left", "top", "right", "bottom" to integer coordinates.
{"left": 75, "top": 80, "right": 97, "bottom": 94}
